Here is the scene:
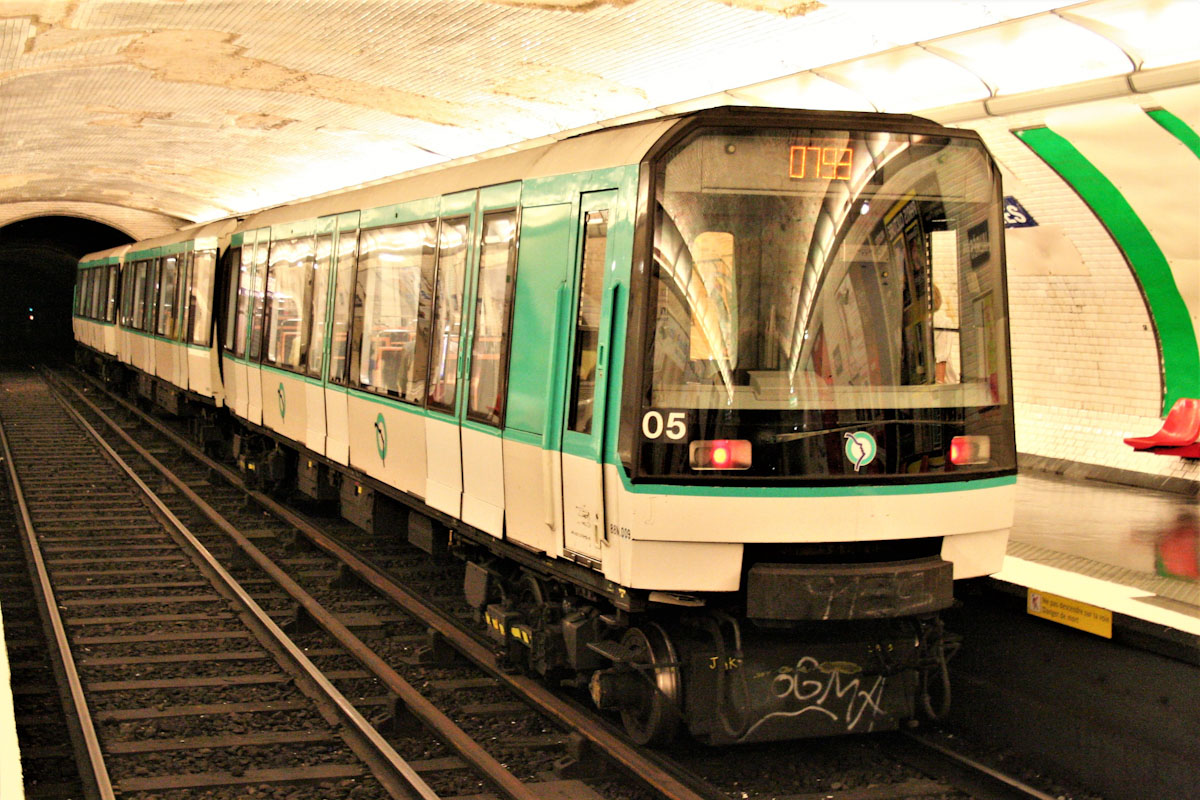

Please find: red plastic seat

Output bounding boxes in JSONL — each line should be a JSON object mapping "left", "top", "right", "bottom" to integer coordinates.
{"left": 1124, "top": 398, "right": 1200, "bottom": 450}
{"left": 1148, "top": 442, "right": 1200, "bottom": 459}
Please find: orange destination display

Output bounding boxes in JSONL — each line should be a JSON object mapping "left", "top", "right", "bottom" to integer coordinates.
{"left": 789, "top": 142, "right": 853, "bottom": 180}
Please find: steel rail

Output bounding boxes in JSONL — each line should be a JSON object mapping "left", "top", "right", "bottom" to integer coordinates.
{"left": 888, "top": 731, "right": 1061, "bottom": 800}
{"left": 65, "top": 368, "right": 713, "bottom": 800}
{"left": 53, "top": 369, "right": 542, "bottom": 800}
{"left": 0, "top": 410, "right": 115, "bottom": 800}
{"left": 0, "top": 397, "right": 117, "bottom": 800}
{"left": 39, "top": 372, "right": 438, "bottom": 800}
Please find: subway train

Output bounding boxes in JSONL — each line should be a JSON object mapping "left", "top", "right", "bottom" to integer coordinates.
{"left": 73, "top": 107, "right": 1017, "bottom": 745}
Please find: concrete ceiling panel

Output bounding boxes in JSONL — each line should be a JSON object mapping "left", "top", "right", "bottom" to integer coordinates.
{"left": 4, "top": 0, "right": 1090, "bottom": 225}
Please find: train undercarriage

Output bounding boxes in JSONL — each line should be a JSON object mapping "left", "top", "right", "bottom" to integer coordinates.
{"left": 84, "top": 357, "right": 961, "bottom": 746}
{"left": 470, "top": 554, "right": 958, "bottom": 745}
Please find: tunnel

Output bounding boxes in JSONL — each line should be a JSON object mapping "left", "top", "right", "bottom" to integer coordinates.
{"left": 0, "top": 217, "right": 132, "bottom": 363}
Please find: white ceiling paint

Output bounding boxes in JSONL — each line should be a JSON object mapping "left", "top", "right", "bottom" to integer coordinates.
{"left": 0, "top": 0, "right": 1196, "bottom": 231}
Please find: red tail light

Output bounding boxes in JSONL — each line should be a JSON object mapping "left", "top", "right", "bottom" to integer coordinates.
{"left": 950, "top": 435, "right": 991, "bottom": 465}
{"left": 690, "top": 439, "right": 752, "bottom": 470}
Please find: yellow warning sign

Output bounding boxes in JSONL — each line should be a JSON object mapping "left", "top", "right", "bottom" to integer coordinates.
{"left": 1027, "top": 589, "right": 1112, "bottom": 638}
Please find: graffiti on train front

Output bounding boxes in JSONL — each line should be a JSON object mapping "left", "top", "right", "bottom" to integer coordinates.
{"left": 741, "top": 656, "right": 887, "bottom": 740}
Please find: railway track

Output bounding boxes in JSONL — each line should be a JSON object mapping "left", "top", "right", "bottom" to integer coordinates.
{"left": 0, "top": 439, "right": 90, "bottom": 800}
{"left": 0, "top": 371, "right": 440, "bottom": 799}
{"left": 42, "top": 371, "right": 700, "bottom": 799}
{"left": 1, "top": 365, "right": 1079, "bottom": 800}
{"left": 2, "top": 367, "right": 717, "bottom": 800}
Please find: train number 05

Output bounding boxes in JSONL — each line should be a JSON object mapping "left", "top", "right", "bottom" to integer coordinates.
{"left": 642, "top": 411, "right": 687, "bottom": 440}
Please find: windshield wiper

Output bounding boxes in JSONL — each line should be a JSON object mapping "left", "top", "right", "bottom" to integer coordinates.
{"left": 764, "top": 418, "right": 951, "bottom": 444}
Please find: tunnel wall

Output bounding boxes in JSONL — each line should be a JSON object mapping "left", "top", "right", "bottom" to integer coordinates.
{"left": 0, "top": 202, "right": 184, "bottom": 242}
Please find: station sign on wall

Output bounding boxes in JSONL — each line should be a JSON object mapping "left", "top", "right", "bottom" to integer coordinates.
{"left": 1003, "top": 196, "right": 1038, "bottom": 228}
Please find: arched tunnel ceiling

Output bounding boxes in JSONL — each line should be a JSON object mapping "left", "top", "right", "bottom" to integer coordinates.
{"left": 3, "top": 0, "right": 1197, "bottom": 234}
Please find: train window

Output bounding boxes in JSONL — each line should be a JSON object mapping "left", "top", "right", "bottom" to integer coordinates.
{"left": 156, "top": 255, "right": 179, "bottom": 338}
{"left": 632, "top": 129, "right": 1013, "bottom": 482}
{"left": 264, "top": 235, "right": 315, "bottom": 370}
{"left": 144, "top": 258, "right": 161, "bottom": 334}
{"left": 79, "top": 269, "right": 92, "bottom": 317}
{"left": 232, "top": 244, "right": 254, "bottom": 357}
{"left": 306, "top": 234, "right": 334, "bottom": 378}
{"left": 131, "top": 260, "right": 149, "bottom": 332}
{"left": 120, "top": 263, "right": 135, "bottom": 326}
{"left": 328, "top": 231, "right": 359, "bottom": 385}
{"left": 93, "top": 269, "right": 102, "bottom": 318}
{"left": 189, "top": 250, "right": 216, "bottom": 347}
{"left": 100, "top": 267, "right": 110, "bottom": 320}
{"left": 466, "top": 210, "right": 518, "bottom": 426}
{"left": 175, "top": 253, "right": 191, "bottom": 341}
{"left": 174, "top": 255, "right": 187, "bottom": 339}
{"left": 353, "top": 221, "right": 437, "bottom": 401}
{"left": 225, "top": 246, "right": 246, "bottom": 353}
{"left": 568, "top": 209, "right": 609, "bottom": 434}
{"left": 248, "top": 239, "right": 269, "bottom": 361}
{"left": 97, "top": 266, "right": 109, "bottom": 320}
{"left": 84, "top": 268, "right": 96, "bottom": 319}
{"left": 426, "top": 218, "right": 470, "bottom": 412}
{"left": 106, "top": 264, "right": 120, "bottom": 323}
{"left": 97, "top": 269, "right": 105, "bottom": 318}
{"left": 930, "top": 231, "right": 961, "bottom": 385}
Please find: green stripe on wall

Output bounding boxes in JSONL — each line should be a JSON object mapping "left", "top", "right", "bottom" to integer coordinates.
{"left": 1146, "top": 108, "right": 1200, "bottom": 158}
{"left": 1016, "top": 126, "right": 1200, "bottom": 416}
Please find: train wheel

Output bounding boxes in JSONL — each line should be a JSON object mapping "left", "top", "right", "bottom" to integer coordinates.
{"left": 515, "top": 571, "right": 547, "bottom": 608}
{"left": 508, "top": 572, "right": 549, "bottom": 674}
{"left": 619, "top": 623, "right": 681, "bottom": 746}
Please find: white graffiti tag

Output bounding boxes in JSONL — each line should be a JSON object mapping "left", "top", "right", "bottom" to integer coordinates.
{"left": 768, "top": 656, "right": 886, "bottom": 731}
{"left": 739, "top": 656, "right": 890, "bottom": 741}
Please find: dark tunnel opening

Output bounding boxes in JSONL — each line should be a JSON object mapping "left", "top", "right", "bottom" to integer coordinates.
{"left": 0, "top": 216, "right": 134, "bottom": 365}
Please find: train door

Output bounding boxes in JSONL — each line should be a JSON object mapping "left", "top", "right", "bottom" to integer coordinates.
{"left": 303, "top": 218, "right": 337, "bottom": 457}
{"left": 169, "top": 253, "right": 190, "bottom": 388}
{"left": 323, "top": 213, "right": 359, "bottom": 466}
{"left": 155, "top": 254, "right": 179, "bottom": 384}
{"left": 245, "top": 228, "right": 269, "bottom": 426}
{"left": 423, "top": 191, "right": 477, "bottom": 518}
{"left": 560, "top": 191, "right": 617, "bottom": 566}
{"left": 104, "top": 262, "right": 120, "bottom": 354}
{"left": 501, "top": 203, "right": 573, "bottom": 555}
{"left": 459, "top": 184, "right": 520, "bottom": 539}
{"left": 222, "top": 240, "right": 249, "bottom": 420}
{"left": 143, "top": 258, "right": 159, "bottom": 377}
{"left": 117, "top": 260, "right": 133, "bottom": 362}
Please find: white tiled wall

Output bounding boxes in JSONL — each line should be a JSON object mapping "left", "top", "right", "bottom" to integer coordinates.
{"left": 962, "top": 102, "right": 1198, "bottom": 485}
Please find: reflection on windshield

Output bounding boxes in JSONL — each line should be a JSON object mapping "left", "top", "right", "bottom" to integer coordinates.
{"left": 648, "top": 130, "right": 1006, "bottom": 412}
{"left": 653, "top": 218, "right": 738, "bottom": 403}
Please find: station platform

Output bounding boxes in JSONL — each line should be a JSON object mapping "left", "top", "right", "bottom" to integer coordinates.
{"left": 993, "top": 470, "right": 1200, "bottom": 646}
{"left": 1, "top": 606, "right": 25, "bottom": 799}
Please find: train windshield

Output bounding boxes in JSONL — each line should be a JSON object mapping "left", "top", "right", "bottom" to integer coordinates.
{"left": 637, "top": 127, "right": 1014, "bottom": 482}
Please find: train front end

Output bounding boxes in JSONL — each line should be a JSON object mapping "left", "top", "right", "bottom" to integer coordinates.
{"left": 595, "top": 110, "right": 1016, "bottom": 743}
